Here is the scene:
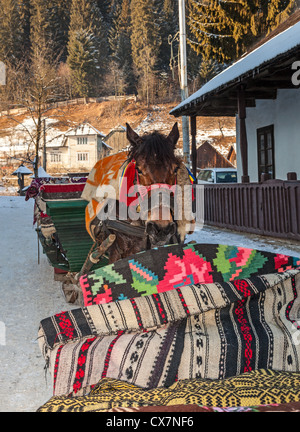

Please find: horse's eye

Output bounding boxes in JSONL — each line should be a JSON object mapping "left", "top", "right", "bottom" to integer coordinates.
{"left": 174, "top": 166, "right": 179, "bottom": 174}
{"left": 136, "top": 167, "right": 143, "bottom": 175}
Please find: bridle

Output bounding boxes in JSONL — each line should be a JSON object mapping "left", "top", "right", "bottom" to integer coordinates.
{"left": 101, "top": 159, "right": 178, "bottom": 240}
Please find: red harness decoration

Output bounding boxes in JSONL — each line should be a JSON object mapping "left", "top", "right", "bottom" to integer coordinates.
{"left": 118, "top": 160, "right": 195, "bottom": 209}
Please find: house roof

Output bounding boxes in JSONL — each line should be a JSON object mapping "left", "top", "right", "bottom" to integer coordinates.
{"left": 104, "top": 125, "right": 126, "bottom": 140}
{"left": 101, "top": 141, "right": 113, "bottom": 149}
{"left": 30, "top": 167, "right": 52, "bottom": 178}
{"left": 64, "top": 123, "right": 106, "bottom": 137}
{"left": 170, "top": 10, "right": 300, "bottom": 117}
{"left": 196, "top": 141, "right": 235, "bottom": 169}
{"left": 12, "top": 165, "right": 33, "bottom": 175}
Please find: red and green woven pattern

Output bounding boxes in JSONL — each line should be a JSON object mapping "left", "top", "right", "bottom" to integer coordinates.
{"left": 79, "top": 243, "right": 300, "bottom": 306}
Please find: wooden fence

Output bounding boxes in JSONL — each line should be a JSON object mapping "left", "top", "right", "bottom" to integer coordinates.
{"left": 0, "top": 95, "right": 137, "bottom": 117}
{"left": 195, "top": 180, "right": 300, "bottom": 241}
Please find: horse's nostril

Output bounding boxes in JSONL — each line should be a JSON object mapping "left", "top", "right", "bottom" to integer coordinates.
{"left": 146, "top": 221, "right": 157, "bottom": 235}
{"left": 168, "top": 222, "right": 176, "bottom": 235}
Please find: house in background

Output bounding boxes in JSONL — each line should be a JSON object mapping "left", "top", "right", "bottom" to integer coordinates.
{"left": 46, "top": 123, "right": 111, "bottom": 172}
{"left": 196, "top": 141, "right": 236, "bottom": 170}
{"left": 103, "top": 125, "right": 128, "bottom": 153}
{"left": 170, "top": 10, "right": 300, "bottom": 241}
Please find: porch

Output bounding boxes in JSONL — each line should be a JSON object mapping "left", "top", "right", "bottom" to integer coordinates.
{"left": 194, "top": 176, "right": 300, "bottom": 241}
{"left": 171, "top": 12, "right": 300, "bottom": 242}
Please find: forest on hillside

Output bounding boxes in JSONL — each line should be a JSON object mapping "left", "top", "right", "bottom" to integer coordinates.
{"left": 0, "top": 0, "right": 298, "bottom": 109}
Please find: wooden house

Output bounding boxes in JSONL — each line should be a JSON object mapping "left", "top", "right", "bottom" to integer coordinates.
{"left": 196, "top": 141, "right": 236, "bottom": 169}
{"left": 46, "top": 123, "right": 111, "bottom": 172}
{"left": 170, "top": 10, "right": 300, "bottom": 241}
{"left": 103, "top": 126, "right": 128, "bottom": 153}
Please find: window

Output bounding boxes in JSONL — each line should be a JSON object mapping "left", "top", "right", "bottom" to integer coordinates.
{"left": 216, "top": 171, "right": 237, "bottom": 183}
{"left": 257, "top": 125, "right": 275, "bottom": 179}
{"left": 50, "top": 153, "right": 61, "bottom": 163}
{"left": 77, "top": 137, "right": 88, "bottom": 145}
{"left": 77, "top": 152, "right": 89, "bottom": 162}
{"left": 197, "top": 169, "right": 214, "bottom": 182}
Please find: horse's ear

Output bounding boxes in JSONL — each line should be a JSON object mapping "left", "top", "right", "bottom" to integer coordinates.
{"left": 167, "top": 122, "right": 179, "bottom": 148}
{"left": 126, "top": 123, "right": 140, "bottom": 146}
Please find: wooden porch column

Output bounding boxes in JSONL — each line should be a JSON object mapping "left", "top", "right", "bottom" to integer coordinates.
{"left": 190, "top": 115, "right": 197, "bottom": 178}
{"left": 238, "top": 85, "right": 250, "bottom": 183}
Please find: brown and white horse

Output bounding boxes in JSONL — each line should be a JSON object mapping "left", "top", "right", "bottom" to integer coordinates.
{"left": 83, "top": 122, "right": 194, "bottom": 264}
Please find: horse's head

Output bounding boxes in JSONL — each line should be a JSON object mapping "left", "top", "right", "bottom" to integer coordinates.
{"left": 126, "top": 122, "right": 180, "bottom": 247}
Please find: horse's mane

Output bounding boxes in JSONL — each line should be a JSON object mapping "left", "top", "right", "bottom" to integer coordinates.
{"left": 127, "top": 131, "right": 180, "bottom": 168}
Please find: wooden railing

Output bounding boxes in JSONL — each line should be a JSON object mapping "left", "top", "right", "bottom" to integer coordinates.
{"left": 194, "top": 179, "right": 300, "bottom": 241}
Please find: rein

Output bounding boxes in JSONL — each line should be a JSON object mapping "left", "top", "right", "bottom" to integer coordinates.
{"left": 104, "top": 160, "right": 178, "bottom": 239}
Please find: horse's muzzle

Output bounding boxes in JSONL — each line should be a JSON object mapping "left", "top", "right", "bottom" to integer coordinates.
{"left": 146, "top": 221, "right": 177, "bottom": 246}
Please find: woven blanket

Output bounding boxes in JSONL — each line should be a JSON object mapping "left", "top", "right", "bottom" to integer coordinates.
{"left": 81, "top": 152, "right": 195, "bottom": 243}
{"left": 79, "top": 243, "right": 300, "bottom": 306}
{"left": 39, "top": 183, "right": 86, "bottom": 201}
{"left": 25, "top": 177, "right": 87, "bottom": 201}
{"left": 37, "top": 369, "right": 300, "bottom": 412}
{"left": 38, "top": 244, "right": 300, "bottom": 398}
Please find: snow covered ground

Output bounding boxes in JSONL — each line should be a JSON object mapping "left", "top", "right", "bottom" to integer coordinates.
{"left": 0, "top": 116, "right": 65, "bottom": 154}
{"left": 0, "top": 196, "right": 68, "bottom": 412}
{"left": 0, "top": 194, "right": 299, "bottom": 412}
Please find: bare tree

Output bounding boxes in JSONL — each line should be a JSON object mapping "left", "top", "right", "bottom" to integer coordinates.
{"left": 0, "top": 43, "right": 64, "bottom": 177}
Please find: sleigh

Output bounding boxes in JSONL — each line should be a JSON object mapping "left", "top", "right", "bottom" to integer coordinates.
{"left": 27, "top": 177, "right": 114, "bottom": 302}
{"left": 33, "top": 125, "right": 300, "bottom": 413}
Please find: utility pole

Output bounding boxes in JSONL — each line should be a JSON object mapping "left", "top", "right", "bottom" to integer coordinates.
{"left": 43, "top": 119, "right": 47, "bottom": 171}
{"left": 178, "top": 0, "right": 190, "bottom": 165}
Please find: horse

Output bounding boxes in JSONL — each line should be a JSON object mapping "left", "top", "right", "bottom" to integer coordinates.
{"left": 82, "top": 122, "right": 195, "bottom": 264}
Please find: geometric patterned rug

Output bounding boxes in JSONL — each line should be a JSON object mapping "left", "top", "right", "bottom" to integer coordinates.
{"left": 37, "top": 369, "right": 300, "bottom": 411}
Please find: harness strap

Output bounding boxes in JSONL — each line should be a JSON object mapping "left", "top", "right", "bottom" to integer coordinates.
{"left": 105, "top": 219, "right": 147, "bottom": 238}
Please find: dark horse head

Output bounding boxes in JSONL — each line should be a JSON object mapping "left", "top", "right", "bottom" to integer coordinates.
{"left": 126, "top": 122, "right": 181, "bottom": 247}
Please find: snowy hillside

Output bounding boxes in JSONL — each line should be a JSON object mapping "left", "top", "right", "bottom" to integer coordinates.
{"left": 0, "top": 100, "right": 236, "bottom": 172}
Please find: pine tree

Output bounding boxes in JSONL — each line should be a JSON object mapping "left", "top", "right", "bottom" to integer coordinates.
{"left": 157, "top": 0, "right": 179, "bottom": 73}
{"left": 30, "top": 0, "right": 55, "bottom": 53}
{"left": 67, "top": 0, "right": 108, "bottom": 97}
{"left": 187, "top": 0, "right": 233, "bottom": 64}
{"left": 0, "top": 0, "right": 24, "bottom": 65}
{"left": 51, "top": 0, "right": 73, "bottom": 60}
{"left": 96, "top": 0, "right": 111, "bottom": 23}
{"left": 17, "top": 0, "right": 31, "bottom": 56}
{"left": 67, "top": 29, "right": 98, "bottom": 96}
{"left": 265, "top": 0, "right": 296, "bottom": 30}
{"left": 187, "top": 0, "right": 296, "bottom": 65}
{"left": 107, "top": 0, "right": 134, "bottom": 94}
{"left": 130, "top": 0, "right": 162, "bottom": 104}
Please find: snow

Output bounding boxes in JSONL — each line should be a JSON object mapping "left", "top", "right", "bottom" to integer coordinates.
{"left": 171, "top": 20, "right": 300, "bottom": 114}
{"left": 29, "top": 167, "right": 52, "bottom": 178}
{"left": 0, "top": 194, "right": 299, "bottom": 411}
{"left": 12, "top": 165, "right": 33, "bottom": 176}
{"left": 64, "top": 123, "right": 106, "bottom": 137}
{"left": 0, "top": 117, "right": 65, "bottom": 153}
{"left": 0, "top": 196, "right": 69, "bottom": 412}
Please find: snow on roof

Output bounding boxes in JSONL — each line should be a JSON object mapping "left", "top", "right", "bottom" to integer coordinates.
{"left": 30, "top": 167, "right": 52, "bottom": 178}
{"left": 46, "top": 133, "right": 65, "bottom": 148}
{"left": 12, "top": 165, "right": 33, "bottom": 175}
{"left": 101, "top": 141, "right": 113, "bottom": 149}
{"left": 64, "top": 123, "right": 106, "bottom": 137}
{"left": 170, "top": 20, "right": 300, "bottom": 114}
